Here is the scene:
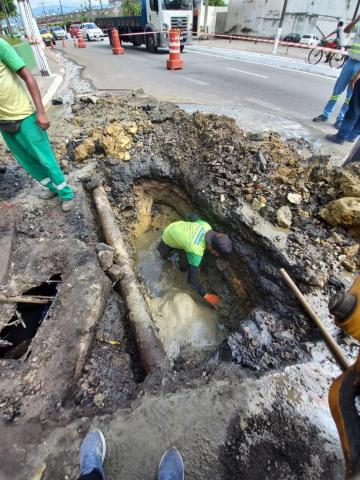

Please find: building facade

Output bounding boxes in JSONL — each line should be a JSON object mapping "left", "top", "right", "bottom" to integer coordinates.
{"left": 224, "top": 0, "right": 359, "bottom": 37}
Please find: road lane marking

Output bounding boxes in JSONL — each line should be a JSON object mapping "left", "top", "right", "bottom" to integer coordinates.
{"left": 182, "top": 76, "right": 209, "bottom": 86}
{"left": 188, "top": 50, "right": 336, "bottom": 81}
{"left": 227, "top": 67, "right": 268, "bottom": 78}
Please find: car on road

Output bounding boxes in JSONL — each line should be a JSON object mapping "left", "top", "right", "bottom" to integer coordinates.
{"left": 50, "top": 25, "right": 67, "bottom": 40}
{"left": 300, "top": 34, "right": 320, "bottom": 46}
{"left": 79, "top": 22, "right": 105, "bottom": 41}
{"left": 282, "top": 32, "right": 301, "bottom": 43}
{"left": 69, "top": 24, "right": 81, "bottom": 38}
{"left": 39, "top": 27, "right": 55, "bottom": 46}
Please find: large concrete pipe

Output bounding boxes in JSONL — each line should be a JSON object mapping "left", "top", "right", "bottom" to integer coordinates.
{"left": 93, "top": 186, "right": 168, "bottom": 374}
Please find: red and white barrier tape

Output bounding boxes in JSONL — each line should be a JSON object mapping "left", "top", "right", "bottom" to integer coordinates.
{"left": 194, "top": 31, "right": 347, "bottom": 55}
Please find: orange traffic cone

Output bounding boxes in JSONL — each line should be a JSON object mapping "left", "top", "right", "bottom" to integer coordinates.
{"left": 167, "top": 29, "right": 183, "bottom": 70}
{"left": 111, "top": 28, "right": 124, "bottom": 55}
{"left": 77, "top": 31, "right": 86, "bottom": 49}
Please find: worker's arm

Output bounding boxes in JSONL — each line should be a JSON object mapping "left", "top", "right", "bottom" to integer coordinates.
{"left": 187, "top": 266, "right": 221, "bottom": 306}
{"left": 17, "top": 67, "right": 50, "bottom": 130}
{"left": 344, "top": 16, "right": 360, "bottom": 34}
{"left": 187, "top": 265, "right": 206, "bottom": 296}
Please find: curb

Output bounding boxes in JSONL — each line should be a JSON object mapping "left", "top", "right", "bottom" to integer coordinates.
{"left": 187, "top": 45, "right": 340, "bottom": 79}
{"left": 42, "top": 74, "right": 64, "bottom": 107}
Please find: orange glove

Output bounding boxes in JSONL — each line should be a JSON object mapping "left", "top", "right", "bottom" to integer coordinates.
{"left": 204, "top": 293, "right": 221, "bottom": 307}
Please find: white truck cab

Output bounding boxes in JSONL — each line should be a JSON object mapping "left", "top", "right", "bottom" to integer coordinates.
{"left": 144, "top": 0, "right": 193, "bottom": 51}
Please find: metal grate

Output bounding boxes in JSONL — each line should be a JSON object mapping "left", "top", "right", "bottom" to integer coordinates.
{"left": 170, "top": 17, "right": 188, "bottom": 30}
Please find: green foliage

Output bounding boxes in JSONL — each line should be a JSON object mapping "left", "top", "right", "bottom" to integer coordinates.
{"left": 0, "top": 34, "right": 21, "bottom": 44}
{"left": 0, "top": 0, "right": 16, "bottom": 20}
{"left": 121, "top": 0, "right": 141, "bottom": 16}
{"left": 208, "top": 0, "right": 225, "bottom": 6}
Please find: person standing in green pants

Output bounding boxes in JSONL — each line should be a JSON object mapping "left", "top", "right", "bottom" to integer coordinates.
{"left": 0, "top": 38, "right": 75, "bottom": 211}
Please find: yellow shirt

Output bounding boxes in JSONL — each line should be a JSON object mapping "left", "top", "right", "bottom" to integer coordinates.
{"left": 0, "top": 39, "right": 34, "bottom": 120}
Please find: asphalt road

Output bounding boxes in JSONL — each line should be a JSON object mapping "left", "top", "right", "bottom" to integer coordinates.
{"left": 58, "top": 39, "right": 350, "bottom": 160}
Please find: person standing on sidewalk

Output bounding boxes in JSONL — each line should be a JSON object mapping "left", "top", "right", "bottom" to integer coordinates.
{"left": 313, "top": 16, "right": 360, "bottom": 130}
{"left": 326, "top": 69, "right": 360, "bottom": 144}
{"left": 0, "top": 38, "right": 75, "bottom": 211}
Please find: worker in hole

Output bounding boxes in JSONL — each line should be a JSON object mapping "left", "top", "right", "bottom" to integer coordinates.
{"left": 158, "top": 215, "right": 233, "bottom": 307}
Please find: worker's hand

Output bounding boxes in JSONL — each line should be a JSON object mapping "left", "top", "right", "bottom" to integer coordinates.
{"left": 204, "top": 293, "right": 221, "bottom": 308}
{"left": 36, "top": 112, "right": 50, "bottom": 130}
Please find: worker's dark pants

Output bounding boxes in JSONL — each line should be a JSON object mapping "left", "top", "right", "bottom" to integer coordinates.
{"left": 158, "top": 240, "right": 188, "bottom": 271}
{"left": 338, "top": 79, "right": 360, "bottom": 141}
{"left": 78, "top": 471, "right": 102, "bottom": 480}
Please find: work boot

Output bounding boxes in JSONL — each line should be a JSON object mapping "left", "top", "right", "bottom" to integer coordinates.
{"left": 325, "top": 134, "right": 345, "bottom": 144}
{"left": 61, "top": 197, "right": 75, "bottom": 212}
{"left": 334, "top": 119, "right": 342, "bottom": 129}
{"left": 158, "top": 447, "right": 184, "bottom": 480}
{"left": 38, "top": 189, "right": 57, "bottom": 200}
{"left": 313, "top": 114, "right": 328, "bottom": 123}
{"left": 79, "top": 429, "right": 106, "bottom": 480}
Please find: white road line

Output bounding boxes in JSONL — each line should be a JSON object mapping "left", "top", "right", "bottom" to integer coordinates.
{"left": 189, "top": 50, "right": 336, "bottom": 81}
{"left": 227, "top": 67, "right": 268, "bottom": 78}
{"left": 182, "top": 76, "right": 209, "bottom": 86}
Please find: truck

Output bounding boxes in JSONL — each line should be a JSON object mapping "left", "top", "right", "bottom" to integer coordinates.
{"left": 95, "top": 0, "right": 193, "bottom": 53}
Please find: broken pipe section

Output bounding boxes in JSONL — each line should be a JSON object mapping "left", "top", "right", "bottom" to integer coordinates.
{"left": 93, "top": 186, "right": 168, "bottom": 374}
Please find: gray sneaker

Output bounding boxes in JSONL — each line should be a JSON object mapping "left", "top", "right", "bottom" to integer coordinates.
{"left": 62, "top": 198, "right": 75, "bottom": 212}
{"left": 38, "top": 189, "right": 57, "bottom": 200}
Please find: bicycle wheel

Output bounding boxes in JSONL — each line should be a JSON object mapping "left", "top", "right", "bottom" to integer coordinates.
{"left": 308, "top": 48, "right": 323, "bottom": 64}
{"left": 329, "top": 52, "right": 346, "bottom": 69}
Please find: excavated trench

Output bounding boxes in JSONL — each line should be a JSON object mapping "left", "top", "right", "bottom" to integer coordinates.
{"left": 101, "top": 156, "right": 311, "bottom": 374}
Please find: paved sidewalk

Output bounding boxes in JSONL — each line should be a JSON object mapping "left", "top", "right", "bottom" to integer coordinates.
{"left": 35, "top": 49, "right": 64, "bottom": 106}
{"left": 189, "top": 39, "right": 341, "bottom": 79}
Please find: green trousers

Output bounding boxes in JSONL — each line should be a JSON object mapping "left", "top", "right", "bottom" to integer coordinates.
{"left": 1, "top": 113, "right": 74, "bottom": 200}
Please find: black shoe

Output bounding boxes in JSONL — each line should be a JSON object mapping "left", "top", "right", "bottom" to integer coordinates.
{"left": 313, "top": 114, "right": 328, "bottom": 122}
{"left": 325, "top": 134, "right": 345, "bottom": 144}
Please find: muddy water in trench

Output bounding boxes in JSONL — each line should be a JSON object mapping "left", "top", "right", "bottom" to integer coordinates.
{"left": 134, "top": 229, "right": 227, "bottom": 358}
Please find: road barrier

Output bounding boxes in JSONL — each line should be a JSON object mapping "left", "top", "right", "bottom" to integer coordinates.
{"left": 76, "top": 31, "right": 86, "bottom": 49}
{"left": 167, "top": 29, "right": 183, "bottom": 71}
{"left": 111, "top": 28, "right": 124, "bottom": 55}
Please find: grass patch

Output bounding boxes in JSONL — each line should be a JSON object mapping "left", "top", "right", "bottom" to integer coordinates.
{"left": 0, "top": 35, "right": 23, "bottom": 46}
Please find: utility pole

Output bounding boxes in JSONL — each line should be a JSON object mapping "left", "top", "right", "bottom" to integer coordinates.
{"left": 203, "top": 0, "right": 209, "bottom": 39}
{"left": 353, "top": 0, "right": 360, "bottom": 20}
{"left": 273, "top": 0, "right": 288, "bottom": 54}
{"left": 59, "top": 0, "right": 64, "bottom": 16}
{"left": 99, "top": 0, "right": 104, "bottom": 14}
{"left": 41, "top": 1, "right": 47, "bottom": 22}
{"left": 17, "top": 0, "right": 51, "bottom": 76}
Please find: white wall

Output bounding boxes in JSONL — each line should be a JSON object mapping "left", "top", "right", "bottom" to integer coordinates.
{"left": 199, "top": 5, "right": 228, "bottom": 34}
{"left": 224, "top": 0, "right": 358, "bottom": 37}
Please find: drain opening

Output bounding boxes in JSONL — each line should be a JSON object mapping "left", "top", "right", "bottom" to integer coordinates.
{"left": 0, "top": 275, "right": 61, "bottom": 360}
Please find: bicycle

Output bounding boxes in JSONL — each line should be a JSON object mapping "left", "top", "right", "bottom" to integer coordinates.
{"left": 307, "top": 38, "right": 347, "bottom": 69}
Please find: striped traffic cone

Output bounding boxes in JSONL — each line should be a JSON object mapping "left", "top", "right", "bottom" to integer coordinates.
{"left": 77, "top": 31, "right": 86, "bottom": 49}
{"left": 167, "top": 29, "right": 183, "bottom": 70}
{"left": 111, "top": 28, "right": 124, "bottom": 55}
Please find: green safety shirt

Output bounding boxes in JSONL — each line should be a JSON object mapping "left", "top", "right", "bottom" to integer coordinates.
{"left": 162, "top": 220, "right": 212, "bottom": 267}
{"left": 349, "top": 23, "right": 360, "bottom": 61}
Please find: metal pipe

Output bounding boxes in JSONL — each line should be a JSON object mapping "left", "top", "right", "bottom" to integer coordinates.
{"left": 280, "top": 268, "right": 351, "bottom": 371}
{"left": 93, "top": 186, "right": 168, "bottom": 374}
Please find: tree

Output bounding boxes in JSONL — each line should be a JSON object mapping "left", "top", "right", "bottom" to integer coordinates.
{"left": 208, "top": 0, "right": 225, "bottom": 5}
{"left": 0, "top": 0, "right": 16, "bottom": 20}
{"left": 121, "top": 0, "right": 141, "bottom": 15}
